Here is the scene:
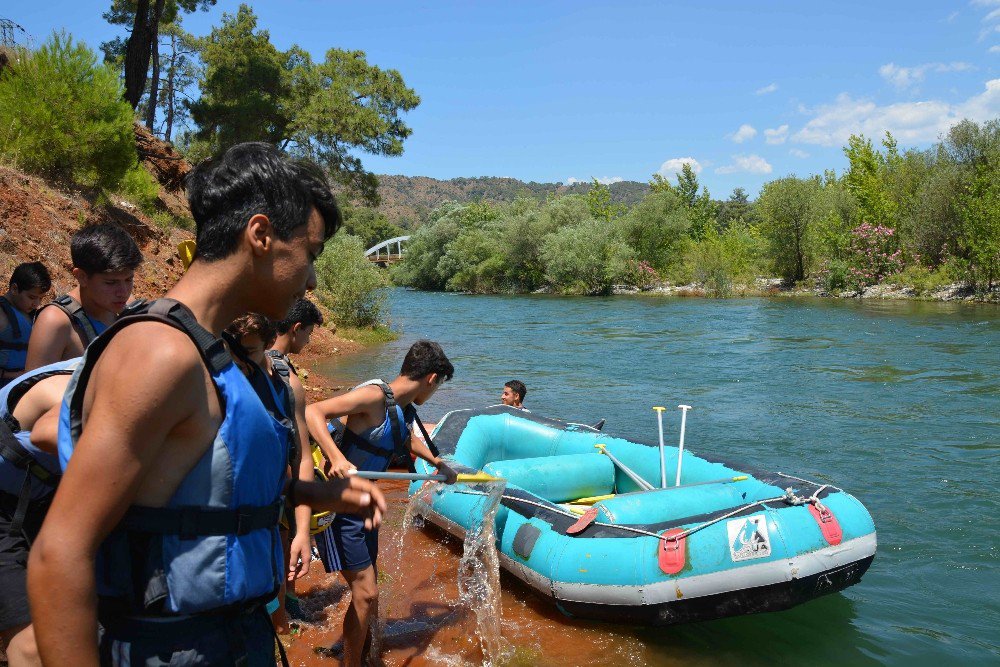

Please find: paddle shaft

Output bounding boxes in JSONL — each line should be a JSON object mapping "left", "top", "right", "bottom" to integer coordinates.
{"left": 676, "top": 405, "right": 691, "bottom": 486}
{"left": 654, "top": 407, "right": 667, "bottom": 489}
{"left": 596, "top": 445, "right": 655, "bottom": 491}
{"left": 347, "top": 470, "right": 499, "bottom": 483}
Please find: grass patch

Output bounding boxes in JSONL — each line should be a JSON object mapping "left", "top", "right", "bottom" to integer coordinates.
{"left": 335, "top": 324, "right": 399, "bottom": 346}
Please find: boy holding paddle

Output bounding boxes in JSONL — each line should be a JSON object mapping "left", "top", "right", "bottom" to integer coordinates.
{"left": 305, "top": 340, "right": 458, "bottom": 667}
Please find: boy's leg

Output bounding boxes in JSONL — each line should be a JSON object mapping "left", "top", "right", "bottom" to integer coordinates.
{"left": 341, "top": 566, "right": 377, "bottom": 667}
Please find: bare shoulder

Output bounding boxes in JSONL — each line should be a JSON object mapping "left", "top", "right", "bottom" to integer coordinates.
{"left": 91, "top": 321, "right": 205, "bottom": 395}
{"left": 32, "top": 304, "right": 72, "bottom": 332}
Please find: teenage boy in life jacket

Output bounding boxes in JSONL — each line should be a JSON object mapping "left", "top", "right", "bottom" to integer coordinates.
{"left": 28, "top": 142, "right": 386, "bottom": 667}
{"left": 25, "top": 224, "right": 142, "bottom": 371}
{"left": 225, "top": 313, "right": 314, "bottom": 634}
{"left": 0, "top": 359, "right": 78, "bottom": 667}
{"left": 305, "top": 340, "right": 458, "bottom": 667}
{"left": 0, "top": 263, "right": 51, "bottom": 388}
{"left": 267, "top": 296, "right": 323, "bottom": 623}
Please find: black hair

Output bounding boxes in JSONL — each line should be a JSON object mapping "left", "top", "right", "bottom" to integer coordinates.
{"left": 505, "top": 380, "right": 527, "bottom": 402}
{"left": 400, "top": 340, "right": 454, "bottom": 382}
{"left": 9, "top": 261, "right": 51, "bottom": 291}
{"left": 275, "top": 297, "right": 323, "bottom": 334}
{"left": 186, "top": 142, "right": 342, "bottom": 261}
{"left": 70, "top": 224, "right": 143, "bottom": 274}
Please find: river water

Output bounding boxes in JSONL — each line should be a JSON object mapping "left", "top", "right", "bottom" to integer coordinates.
{"left": 317, "top": 289, "right": 999, "bottom": 666}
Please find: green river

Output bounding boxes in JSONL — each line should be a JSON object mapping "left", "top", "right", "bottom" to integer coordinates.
{"left": 321, "top": 289, "right": 999, "bottom": 665}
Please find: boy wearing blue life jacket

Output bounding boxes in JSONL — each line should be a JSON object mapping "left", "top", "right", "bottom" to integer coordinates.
{"left": 270, "top": 297, "right": 324, "bottom": 369}
{"left": 28, "top": 143, "right": 386, "bottom": 667}
{"left": 0, "top": 358, "right": 78, "bottom": 666}
{"left": 226, "top": 313, "right": 315, "bottom": 634}
{"left": 25, "top": 224, "right": 142, "bottom": 371}
{"left": 305, "top": 340, "right": 458, "bottom": 667}
{"left": 0, "top": 263, "right": 51, "bottom": 388}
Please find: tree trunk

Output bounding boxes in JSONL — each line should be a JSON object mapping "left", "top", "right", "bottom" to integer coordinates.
{"left": 145, "top": 30, "right": 160, "bottom": 131}
{"left": 163, "top": 33, "right": 176, "bottom": 143}
{"left": 123, "top": 0, "right": 152, "bottom": 109}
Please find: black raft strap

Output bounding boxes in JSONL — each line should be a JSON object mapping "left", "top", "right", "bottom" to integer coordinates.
{"left": 120, "top": 500, "right": 283, "bottom": 540}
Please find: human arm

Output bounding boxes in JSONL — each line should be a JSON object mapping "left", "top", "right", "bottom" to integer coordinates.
{"left": 407, "top": 428, "right": 458, "bottom": 484}
{"left": 285, "top": 476, "right": 385, "bottom": 530}
{"left": 27, "top": 324, "right": 206, "bottom": 667}
{"left": 304, "top": 386, "right": 383, "bottom": 478}
{"left": 24, "top": 306, "right": 73, "bottom": 371}
{"left": 288, "top": 374, "right": 312, "bottom": 580}
{"left": 28, "top": 405, "right": 60, "bottom": 454}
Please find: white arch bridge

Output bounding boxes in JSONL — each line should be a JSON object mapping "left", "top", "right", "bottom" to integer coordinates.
{"left": 365, "top": 235, "right": 410, "bottom": 266}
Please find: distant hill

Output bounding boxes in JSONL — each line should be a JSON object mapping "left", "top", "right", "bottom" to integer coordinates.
{"left": 373, "top": 175, "right": 650, "bottom": 226}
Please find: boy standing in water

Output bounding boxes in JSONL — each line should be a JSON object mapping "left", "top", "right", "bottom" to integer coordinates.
{"left": 25, "top": 224, "right": 142, "bottom": 370}
{"left": 28, "top": 143, "right": 386, "bottom": 666}
{"left": 305, "top": 340, "right": 458, "bottom": 667}
{"left": 0, "top": 263, "right": 51, "bottom": 387}
{"left": 500, "top": 380, "right": 528, "bottom": 410}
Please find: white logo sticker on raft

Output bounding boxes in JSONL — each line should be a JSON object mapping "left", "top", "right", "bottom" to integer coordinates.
{"left": 727, "top": 514, "right": 771, "bottom": 562}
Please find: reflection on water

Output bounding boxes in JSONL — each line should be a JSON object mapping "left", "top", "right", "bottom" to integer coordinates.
{"left": 317, "top": 291, "right": 1000, "bottom": 665}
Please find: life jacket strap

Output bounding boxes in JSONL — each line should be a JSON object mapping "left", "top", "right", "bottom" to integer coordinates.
{"left": 43, "top": 294, "right": 100, "bottom": 346}
{"left": 265, "top": 350, "right": 300, "bottom": 468}
{"left": 0, "top": 420, "right": 58, "bottom": 540}
{"left": 120, "top": 500, "right": 283, "bottom": 540}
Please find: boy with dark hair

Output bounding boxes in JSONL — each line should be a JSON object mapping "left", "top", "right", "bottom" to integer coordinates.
{"left": 0, "top": 263, "right": 51, "bottom": 387}
{"left": 25, "top": 224, "right": 143, "bottom": 371}
{"left": 29, "top": 142, "right": 385, "bottom": 667}
{"left": 501, "top": 380, "right": 527, "bottom": 410}
{"left": 305, "top": 339, "right": 457, "bottom": 667}
{"left": 272, "top": 297, "right": 324, "bottom": 366}
{"left": 225, "top": 313, "right": 315, "bottom": 633}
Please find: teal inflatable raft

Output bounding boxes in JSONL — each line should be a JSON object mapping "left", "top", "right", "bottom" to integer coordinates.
{"left": 409, "top": 406, "right": 876, "bottom": 625}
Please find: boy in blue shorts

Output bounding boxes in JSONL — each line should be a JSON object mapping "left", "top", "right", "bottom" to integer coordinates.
{"left": 305, "top": 340, "right": 458, "bottom": 667}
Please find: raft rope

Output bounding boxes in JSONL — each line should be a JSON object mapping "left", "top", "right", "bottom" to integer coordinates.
{"left": 444, "top": 483, "right": 835, "bottom": 544}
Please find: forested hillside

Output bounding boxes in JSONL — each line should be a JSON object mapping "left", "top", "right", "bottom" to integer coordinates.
{"left": 374, "top": 175, "right": 649, "bottom": 226}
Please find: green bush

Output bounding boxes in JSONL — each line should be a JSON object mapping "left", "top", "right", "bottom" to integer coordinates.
{"left": 886, "top": 264, "right": 959, "bottom": 295}
{"left": 815, "top": 259, "right": 852, "bottom": 293}
{"left": 540, "top": 220, "right": 635, "bottom": 294}
{"left": 118, "top": 164, "right": 160, "bottom": 210}
{"left": 0, "top": 33, "right": 139, "bottom": 191}
{"left": 315, "top": 234, "right": 390, "bottom": 327}
{"left": 683, "top": 226, "right": 762, "bottom": 297}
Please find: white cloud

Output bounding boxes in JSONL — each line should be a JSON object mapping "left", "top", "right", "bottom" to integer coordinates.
{"left": 990, "top": 45, "right": 1000, "bottom": 53}
{"left": 878, "top": 61, "right": 972, "bottom": 89}
{"left": 792, "top": 78, "right": 1000, "bottom": 146}
{"left": 789, "top": 148, "right": 810, "bottom": 158}
{"left": 764, "top": 124, "right": 789, "bottom": 145}
{"left": 985, "top": 8, "right": 1000, "bottom": 21}
{"left": 564, "top": 176, "right": 624, "bottom": 186}
{"left": 730, "top": 124, "right": 757, "bottom": 143}
{"left": 657, "top": 157, "right": 703, "bottom": 180}
{"left": 715, "top": 154, "right": 773, "bottom": 175}
{"left": 947, "top": 11, "right": 960, "bottom": 22}
{"left": 755, "top": 83, "right": 779, "bottom": 95}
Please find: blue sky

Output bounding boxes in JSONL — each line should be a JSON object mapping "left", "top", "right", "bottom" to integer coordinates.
{"left": 12, "top": 1, "right": 1000, "bottom": 197}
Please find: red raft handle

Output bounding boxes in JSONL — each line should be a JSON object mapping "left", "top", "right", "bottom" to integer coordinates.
{"left": 658, "top": 528, "right": 686, "bottom": 575}
{"left": 808, "top": 503, "right": 843, "bottom": 546}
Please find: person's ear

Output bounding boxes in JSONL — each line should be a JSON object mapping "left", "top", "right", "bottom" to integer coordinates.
{"left": 71, "top": 267, "right": 88, "bottom": 286}
{"left": 246, "top": 214, "right": 273, "bottom": 256}
{"left": 427, "top": 372, "right": 438, "bottom": 387}
{"left": 291, "top": 322, "right": 302, "bottom": 337}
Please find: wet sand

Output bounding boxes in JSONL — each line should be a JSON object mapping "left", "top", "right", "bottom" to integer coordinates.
{"left": 281, "top": 480, "right": 677, "bottom": 667}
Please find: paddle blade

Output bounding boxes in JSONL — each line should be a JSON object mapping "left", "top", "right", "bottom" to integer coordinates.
{"left": 456, "top": 472, "right": 502, "bottom": 484}
{"left": 566, "top": 507, "right": 599, "bottom": 535}
{"left": 177, "top": 240, "right": 196, "bottom": 270}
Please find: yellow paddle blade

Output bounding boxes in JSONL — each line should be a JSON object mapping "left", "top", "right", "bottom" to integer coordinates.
{"left": 571, "top": 493, "right": 615, "bottom": 505}
{"left": 565, "top": 505, "right": 588, "bottom": 515}
{"left": 456, "top": 472, "right": 502, "bottom": 483}
{"left": 731, "top": 475, "right": 749, "bottom": 482}
{"left": 177, "top": 239, "right": 197, "bottom": 270}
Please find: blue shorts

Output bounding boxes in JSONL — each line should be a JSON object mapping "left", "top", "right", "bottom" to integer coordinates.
{"left": 315, "top": 513, "right": 378, "bottom": 573}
